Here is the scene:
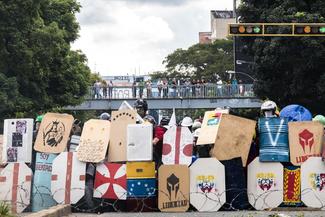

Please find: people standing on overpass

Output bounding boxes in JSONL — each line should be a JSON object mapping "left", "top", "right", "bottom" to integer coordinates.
{"left": 93, "top": 80, "right": 101, "bottom": 99}
{"left": 146, "top": 80, "right": 152, "bottom": 98}
{"left": 101, "top": 80, "right": 107, "bottom": 98}
{"left": 108, "top": 80, "right": 113, "bottom": 98}
{"left": 138, "top": 80, "right": 144, "bottom": 98}
{"left": 132, "top": 80, "right": 137, "bottom": 98}
{"left": 157, "top": 79, "right": 163, "bottom": 98}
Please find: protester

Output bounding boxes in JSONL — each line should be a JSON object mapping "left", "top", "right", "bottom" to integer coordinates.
{"left": 108, "top": 80, "right": 113, "bottom": 98}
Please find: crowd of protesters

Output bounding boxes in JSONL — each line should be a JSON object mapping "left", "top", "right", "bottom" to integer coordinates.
{"left": 92, "top": 77, "right": 252, "bottom": 99}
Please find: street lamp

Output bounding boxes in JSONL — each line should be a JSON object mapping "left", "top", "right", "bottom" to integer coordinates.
{"left": 226, "top": 70, "right": 257, "bottom": 82}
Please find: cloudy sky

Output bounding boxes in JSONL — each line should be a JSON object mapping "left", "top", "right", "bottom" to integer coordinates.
{"left": 72, "top": 0, "right": 234, "bottom": 76}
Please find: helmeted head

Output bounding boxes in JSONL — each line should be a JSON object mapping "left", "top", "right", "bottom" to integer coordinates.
{"left": 160, "top": 117, "right": 170, "bottom": 126}
{"left": 134, "top": 99, "right": 148, "bottom": 118}
{"left": 143, "top": 114, "right": 156, "bottom": 126}
{"left": 261, "top": 100, "right": 277, "bottom": 117}
{"left": 192, "top": 121, "right": 202, "bottom": 131}
{"left": 181, "top": 116, "right": 193, "bottom": 127}
{"left": 99, "top": 112, "right": 111, "bottom": 120}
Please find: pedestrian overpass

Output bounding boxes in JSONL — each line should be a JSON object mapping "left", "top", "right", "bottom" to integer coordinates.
{"left": 64, "top": 84, "right": 262, "bottom": 110}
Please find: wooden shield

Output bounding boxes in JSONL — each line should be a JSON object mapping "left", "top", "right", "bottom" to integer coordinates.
{"left": 126, "top": 162, "right": 155, "bottom": 179}
{"left": 189, "top": 158, "right": 226, "bottom": 211}
{"left": 51, "top": 152, "right": 86, "bottom": 204}
{"left": 288, "top": 121, "right": 323, "bottom": 166}
{"left": 77, "top": 119, "right": 110, "bottom": 163}
{"left": 158, "top": 165, "right": 189, "bottom": 212}
{"left": 162, "top": 126, "right": 193, "bottom": 166}
{"left": 34, "top": 113, "right": 74, "bottom": 153}
{"left": 0, "top": 163, "right": 32, "bottom": 213}
{"left": 211, "top": 114, "right": 256, "bottom": 166}
{"left": 196, "top": 109, "right": 229, "bottom": 145}
{"left": 127, "top": 124, "right": 153, "bottom": 161}
{"left": 94, "top": 163, "right": 127, "bottom": 200}
{"left": 301, "top": 157, "right": 325, "bottom": 208}
{"left": 247, "top": 157, "right": 283, "bottom": 210}
{"left": 108, "top": 109, "right": 137, "bottom": 162}
{"left": 3, "top": 119, "right": 33, "bottom": 163}
{"left": 32, "top": 152, "right": 57, "bottom": 211}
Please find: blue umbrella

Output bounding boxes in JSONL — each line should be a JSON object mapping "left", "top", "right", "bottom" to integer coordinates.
{"left": 279, "top": 104, "right": 312, "bottom": 122}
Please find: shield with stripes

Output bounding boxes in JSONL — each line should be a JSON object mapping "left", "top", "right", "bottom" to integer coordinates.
{"left": 0, "top": 162, "right": 32, "bottom": 213}
{"left": 51, "top": 152, "right": 86, "bottom": 204}
{"left": 162, "top": 126, "right": 193, "bottom": 166}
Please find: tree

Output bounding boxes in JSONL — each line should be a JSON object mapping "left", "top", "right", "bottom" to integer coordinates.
{"left": 151, "top": 39, "right": 234, "bottom": 82}
{"left": 238, "top": 0, "right": 325, "bottom": 113}
{"left": 0, "top": 0, "right": 91, "bottom": 118}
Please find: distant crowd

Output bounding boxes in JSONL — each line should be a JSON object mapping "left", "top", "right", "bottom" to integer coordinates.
{"left": 92, "top": 77, "right": 251, "bottom": 99}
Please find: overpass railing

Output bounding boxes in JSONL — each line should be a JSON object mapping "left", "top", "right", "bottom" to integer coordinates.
{"left": 88, "top": 84, "right": 255, "bottom": 100}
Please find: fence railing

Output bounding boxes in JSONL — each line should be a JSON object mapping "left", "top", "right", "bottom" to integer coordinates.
{"left": 88, "top": 84, "right": 255, "bottom": 100}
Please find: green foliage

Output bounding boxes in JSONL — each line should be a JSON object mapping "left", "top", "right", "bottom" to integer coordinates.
{"left": 238, "top": 0, "right": 325, "bottom": 114}
{"left": 151, "top": 39, "right": 234, "bottom": 82}
{"left": 0, "top": 201, "right": 15, "bottom": 217}
{"left": 0, "top": 0, "right": 91, "bottom": 119}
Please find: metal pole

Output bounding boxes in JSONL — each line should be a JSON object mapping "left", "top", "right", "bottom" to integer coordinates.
{"left": 233, "top": 0, "right": 237, "bottom": 81}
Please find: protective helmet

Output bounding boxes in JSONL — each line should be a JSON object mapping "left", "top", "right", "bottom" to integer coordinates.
{"left": 181, "top": 116, "right": 193, "bottom": 127}
{"left": 36, "top": 115, "right": 44, "bottom": 122}
{"left": 261, "top": 100, "right": 277, "bottom": 111}
{"left": 160, "top": 117, "right": 170, "bottom": 126}
{"left": 192, "top": 121, "right": 202, "bottom": 131}
{"left": 313, "top": 115, "right": 325, "bottom": 126}
{"left": 99, "top": 112, "right": 110, "bottom": 120}
{"left": 134, "top": 99, "right": 148, "bottom": 111}
{"left": 193, "top": 128, "right": 201, "bottom": 138}
{"left": 143, "top": 115, "right": 156, "bottom": 125}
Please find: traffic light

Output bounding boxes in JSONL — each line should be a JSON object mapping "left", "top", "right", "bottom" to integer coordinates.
{"left": 229, "top": 24, "right": 263, "bottom": 36}
{"left": 294, "top": 24, "right": 325, "bottom": 35}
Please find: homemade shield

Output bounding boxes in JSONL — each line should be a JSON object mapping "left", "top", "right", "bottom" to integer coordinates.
{"left": 0, "top": 135, "right": 3, "bottom": 164}
{"left": 77, "top": 119, "right": 110, "bottom": 163}
{"left": 126, "top": 162, "right": 155, "bottom": 179}
{"left": 211, "top": 114, "right": 256, "bottom": 166}
{"left": 34, "top": 113, "right": 74, "bottom": 153}
{"left": 258, "top": 117, "right": 289, "bottom": 162}
{"left": 93, "top": 163, "right": 127, "bottom": 200}
{"left": 51, "top": 152, "right": 86, "bottom": 204}
{"left": 196, "top": 109, "right": 229, "bottom": 145}
{"left": 127, "top": 178, "right": 156, "bottom": 198}
{"left": 189, "top": 158, "right": 225, "bottom": 211}
{"left": 301, "top": 157, "right": 325, "bottom": 209}
{"left": 127, "top": 124, "right": 153, "bottom": 161}
{"left": 283, "top": 165, "right": 301, "bottom": 206}
{"left": 288, "top": 121, "right": 323, "bottom": 166}
{"left": 0, "top": 163, "right": 32, "bottom": 213}
{"left": 158, "top": 165, "right": 190, "bottom": 212}
{"left": 247, "top": 157, "right": 283, "bottom": 210}
{"left": 32, "top": 153, "right": 57, "bottom": 211}
{"left": 3, "top": 119, "right": 33, "bottom": 163}
{"left": 162, "top": 126, "right": 193, "bottom": 166}
{"left": 108, "top": 109, "right": 137, "bottom": 162}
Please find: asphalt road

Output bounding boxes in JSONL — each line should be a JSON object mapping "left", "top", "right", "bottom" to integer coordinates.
{"left": 68, "top": 211, "right": 325, "bottom": 217}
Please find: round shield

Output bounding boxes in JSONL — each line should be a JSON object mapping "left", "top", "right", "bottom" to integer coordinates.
{"left": 301, "top": 157, "right": 325, "bottom": 209}
{"left": 247, "top": 157, "right": 283, "bottom": 210}
{"left": 280, "top": 104, "right": 312, "bottom": 122}
{"left": 189, "top": 158, "right": 225, "bottom": 211}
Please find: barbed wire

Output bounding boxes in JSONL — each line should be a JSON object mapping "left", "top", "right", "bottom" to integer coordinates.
{"left": 5, "top": 183, "right": 325, "bottom": 215}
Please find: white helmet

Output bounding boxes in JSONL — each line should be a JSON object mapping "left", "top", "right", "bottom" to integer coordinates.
{"left": 261, "top": 100, "right": 277, "bottom": 111}
{"left": 192, "top": 121, "right": 202, "bottom": 131}
{"left": 193, "top": 128, "right": 201, "bottom": 138}
{"left": 181, "top": 116, "right": 193, "bottom": 127}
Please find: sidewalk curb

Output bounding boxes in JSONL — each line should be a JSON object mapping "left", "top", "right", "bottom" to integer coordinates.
{"left": 25, "top": 204, "right": 71, "bottom": 217}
